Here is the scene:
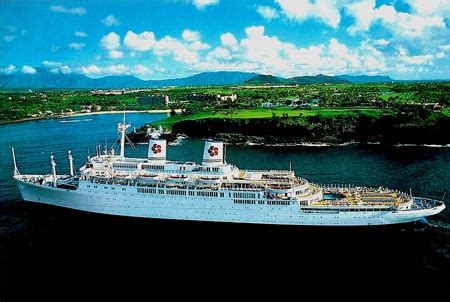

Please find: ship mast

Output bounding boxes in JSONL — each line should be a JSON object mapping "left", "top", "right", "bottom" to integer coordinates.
{"left": 117, "top": 111, "right": 131, "bottom": 160}
{"left": 68, "top": 150, "right": 75, "bottom": 177}
{"left": 50, "top": 153, "right": 57, "bottom": 187}
{"left": 11, "top": 147, "right": 20, "bottom": 175}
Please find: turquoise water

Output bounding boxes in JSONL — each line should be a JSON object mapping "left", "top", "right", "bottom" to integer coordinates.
{"left": 1, "top": 112, "right": 449, "bottom": 298}
{"left": 0, "top": 112, "right": 449, "bottom": 219}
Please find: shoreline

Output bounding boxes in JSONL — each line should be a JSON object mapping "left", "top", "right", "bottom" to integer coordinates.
{"left": 0, "top": 109, "right": 181, "bottom": 125}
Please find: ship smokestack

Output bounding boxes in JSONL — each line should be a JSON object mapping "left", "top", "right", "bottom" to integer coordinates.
{"left": 148, "top": 139, "right": 166, "bottom": 161}
{"left": 202, "top": 140, "right": 224, "bottom": 166}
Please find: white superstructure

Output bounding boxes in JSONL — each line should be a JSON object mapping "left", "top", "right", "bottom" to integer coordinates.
{"left": 12, "top": 116, "right": 445, "bottom": 226}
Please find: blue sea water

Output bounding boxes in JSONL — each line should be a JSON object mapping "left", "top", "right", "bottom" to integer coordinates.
{"left": 0, "top": 112, "right": 449, "bottom": 299}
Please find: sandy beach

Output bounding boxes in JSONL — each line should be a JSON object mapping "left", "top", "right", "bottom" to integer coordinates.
{"left": 0, "top": 109, "right": 182, "bottom": 125}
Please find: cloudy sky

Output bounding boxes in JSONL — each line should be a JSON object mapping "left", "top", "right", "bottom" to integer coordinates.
{"left": 1, "top": 0, "right": 449, "bottom": 80}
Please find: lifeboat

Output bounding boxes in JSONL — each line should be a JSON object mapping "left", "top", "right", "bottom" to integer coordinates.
{"left": 166, "top": 175, "right": 190, "bottom": 184}
{"left": 197, "top": 176, "right": 221, "bottom": 184}
{"left": 137, "top": 174, "right": 160, "bottom": 184}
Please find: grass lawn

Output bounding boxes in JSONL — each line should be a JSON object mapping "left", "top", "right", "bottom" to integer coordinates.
{"left": 153, "top": 107, "right": 386, "bottom": 126}
{"left": 443, "top": 108, "right": 450, "bottom": 117}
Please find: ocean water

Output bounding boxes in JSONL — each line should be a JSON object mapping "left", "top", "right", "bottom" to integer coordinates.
{"left": 0, "top": 113, "right": 449, "bottom": 299}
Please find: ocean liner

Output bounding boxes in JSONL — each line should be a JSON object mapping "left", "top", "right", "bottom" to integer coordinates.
{"left": 12, "top": 115, "right": 445, "bottom": 226}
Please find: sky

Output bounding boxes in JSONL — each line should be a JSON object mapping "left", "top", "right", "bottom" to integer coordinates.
{"left": 0, "top": 0, "right": 449, "bottom": 80}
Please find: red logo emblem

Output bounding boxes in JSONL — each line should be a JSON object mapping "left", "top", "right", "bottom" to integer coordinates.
{"left": 151, "top": 143, "right": 162, "bottom": 154}
{"left": 208, "top": 146, "right": 219, "bottom": 157}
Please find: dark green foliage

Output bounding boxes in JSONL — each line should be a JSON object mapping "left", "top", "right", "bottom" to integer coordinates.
{"left": 171, "top": 113, "right": 450, "bottom": 145}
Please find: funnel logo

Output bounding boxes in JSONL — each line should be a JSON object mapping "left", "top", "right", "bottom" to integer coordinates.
{"left": 208, "top": 145, "right": 219, "bottom": 157}
{"left": 151, "top": 143, "right": 162, "bottom": 154}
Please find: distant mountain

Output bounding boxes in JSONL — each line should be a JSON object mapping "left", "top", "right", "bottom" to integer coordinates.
{"left": 244, "top": 74, "right": 285, "bottom": 85}
{"left": 165, "top": 71, "right": 258, "bottom": 86}
{"left": 337, "top": 75, "right": 394, "bottom": 83}
{"left": 0, "top": 69, "right": 258, "bottom": 89}
{"left": 244, "top": 74, "right": 350, "bottom": 85}
{"left": 243, "top": 73, "right": 394, "bottom": 85}
{"left": 0, "top": 67, "right": 95, "bottom": 89}
{"left": 0, "top": 67, "right": 397, "bottom": 89}
{"left": 289, "top": 74, "right": 350, "bottom": 84}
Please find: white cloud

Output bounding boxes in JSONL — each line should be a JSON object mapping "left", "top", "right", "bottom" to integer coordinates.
{"left": 80, "top": 65, "right": 102, "bottom": 75}
{"left": 346, "top": 0, "right": 446, "bottom": 38}
{"left": 197, "top": 25, "right": 393, "bottom": 77}
{"left": 374, "top": 39, "right": 389, "bottom": 46}
{"left": 182, "top": 29, "right": 200, "bottom": 42}
{"left": 68, "top": 42, "right": 86, "bottom": 50}
{"left": 101, "top": 15, "right": 121, "bottom": 27}
{"left": 133, "top": 64, "right": 152, "bottom": 75}
{"left": 189, "top": 40, "right": 210, "bottom": 50}
{"left": 192, "top": 0, "right": 219, "bottom": 10}
{"left": 220, "top": 32, "right": 239, "bottom": 51}
{"left": 124, "top": 31, "right": 156, "bottom": 51}
{"left": 285, "top": 45, "right": 325, "bottom": 66}
{"left": 109, "top": 50, "right": 123, "bottom": 59}
{"left": 101, "top": 32, "right": 120, "bottom": 50}
{"left": 74, "top": 31, "right": 88, "bottom": 38}
{"left": 0, "top": 64, "right": 16, "bottom": 74}
{"left": 404, "top": 0, "right": 450, "bottom": 18}
{"left": 3, "top": 35, "right": 16, "bottom": 42}
{"left": 397, "top": 46, "right": 435, "bottom": 65}
{"left": 69, "top": 22, "right": 446, "bottom": 79}
{"left": 59, "top": 66, "right": 72, "bottom": 74}
{"left": 240, "top": 26, "right": 293, "bottom": 72}
{"left": 206, "top": 47, "right": 232, "bottom": 61}
{"left": 256, "top": 5, "right": 279, "bottom": 21}
{"left": 104, "top": 64, "right": 128, "bottom": 74}
{"left": 43, "top": 61, "right": 72, "bottom": 74}
{"left": 439, "top": 44, "right": 450, "bottom": 51}
{"left": 50, "top": 5, "right": 86, "bottom": 16}
{"left": 275, "top": 0, "right": 342, "bottom": 28}
{"left": 43, "top": 61, "right": 62, "bottom": 67}
{"left": 79, "top": 64, "right": 155, "bottom": 78}
{"left": 155, "top": 36, "right": 199, "bottom": 64}
{"left": 50, "top": 66, "right": 72, "bottom": 74}
{"left": 21, "top": 65, "right": 37, "bottom": 74}
{"left": 123, "top": 29, "right": 208, "bottom": 64}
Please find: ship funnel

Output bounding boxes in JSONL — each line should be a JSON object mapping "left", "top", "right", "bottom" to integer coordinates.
{"left": 202, "top": 140, "right": 224, "bottom": 165}
{"left": 148, "top": 139, "right": 166, "bottom": 161}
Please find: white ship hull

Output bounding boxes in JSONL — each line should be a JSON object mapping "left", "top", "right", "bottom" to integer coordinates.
{"left": 16, "top": 178, "right": 445, "bottom": 226}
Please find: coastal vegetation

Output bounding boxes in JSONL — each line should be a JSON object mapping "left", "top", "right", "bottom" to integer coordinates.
{"left": 1, "top": 82, "right": 449, "bottom": 145}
